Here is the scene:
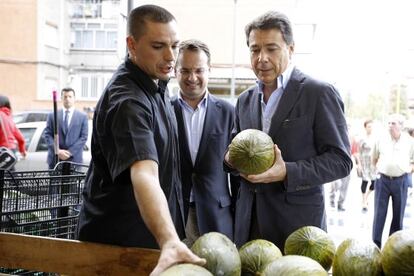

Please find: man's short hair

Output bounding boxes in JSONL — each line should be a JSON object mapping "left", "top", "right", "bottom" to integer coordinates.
{"left": 364, "top": 119, "right": 373, "bottom": 128}
{"left": 127, "top": 5, "right": 176, "bottom": 40}
{"left": 388, "top": 113, "right": 405, "bottom": 126}
{"left": 61, "top": 87, "right": 75, "bottom": 97}
{"left": 245, "top": 11, "right": 294, "bottom": 47}
{"left": 178, "top": 39, "right": 211, "bottom": 67}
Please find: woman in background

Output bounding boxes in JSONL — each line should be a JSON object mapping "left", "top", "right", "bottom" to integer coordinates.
{"left": 355, "top": 119, "right": 377, "bottom": 212}
{"left": 0, "top": 95, "right": 26, "bottom": 170}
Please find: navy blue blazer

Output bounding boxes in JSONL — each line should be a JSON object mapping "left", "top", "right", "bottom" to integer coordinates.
{"left": 45, "top": 109, "right": 89, "bottom": 169}
{"left": 173, "top": 94, "right": 238, "bottom": 240}
{"left": 232, "top": 68, "right": 352, "bottom": 250}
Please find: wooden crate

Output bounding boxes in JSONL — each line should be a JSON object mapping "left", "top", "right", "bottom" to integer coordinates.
{"left": 0, "top": 232, "right": 160, "bottom": 275}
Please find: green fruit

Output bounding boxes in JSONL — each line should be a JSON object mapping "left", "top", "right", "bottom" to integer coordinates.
{"left": 332, "top": 238, "right": 382, "bottom": 276}
{"left": 239, "top": 239, "right": 282, "bottom": 275}
{"left": 228, "top": 129, "right": 274, "bottom": 175}
{"left": 382, "top": 230, "right": 414, "bottom": 275}
{"left": 191, "top": 232, "right": 241, "bottom": 276}
{"left": 160, "top": 263, "right": 213, "bottom": 276}
{"left": 284, "top": 226, "right": 335, "bottom": 271}
{"left": 262, "top": 255, "right": 327, "bottom": 276}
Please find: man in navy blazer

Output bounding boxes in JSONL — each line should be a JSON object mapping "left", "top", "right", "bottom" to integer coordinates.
{"left": 45, "top": 87, "right": 89, "bottom": 169}
{"left": 225, "top": 11, "right": 352, "bottom": 250}
{"left": 172, "top": 40, "right": 238, "bottom": 245}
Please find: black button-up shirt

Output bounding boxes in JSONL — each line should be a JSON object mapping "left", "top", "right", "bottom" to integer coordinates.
{"left": 77, "top": 58, "right": 184, "bottom": 248}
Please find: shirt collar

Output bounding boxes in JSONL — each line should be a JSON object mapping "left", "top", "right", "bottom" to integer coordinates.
{"left": 257, "top": 62, "right": 295, "bottom": 93}
{"left": 178, "top": 90, "right": 209, "bottom": 110}
{"left": 64, "top": 107, "right": 75, "bottom": 113}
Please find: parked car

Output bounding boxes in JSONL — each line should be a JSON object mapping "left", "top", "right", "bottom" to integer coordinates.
{"left": 13, "top": 110, "right": 50, "bottom": 124}
{"left": 15, "top": 121, "right": 92, "bottom": 171}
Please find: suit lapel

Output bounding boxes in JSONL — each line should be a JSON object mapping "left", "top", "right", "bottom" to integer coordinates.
{"left": 249, "top": 88, "right": 263, "bottom": 130}
{"left": 267, "top": 68, "right": 304, "bottom": 139}
{"left": 194, "top": 95, "right": 216, "bottom": 167}
{"left": 172, "top": 100, "right": 193, "bottom": 166}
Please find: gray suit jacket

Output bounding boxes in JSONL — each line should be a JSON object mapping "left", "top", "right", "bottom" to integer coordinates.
{"left": 173, "top": 94, "right": 238, "bottom": 240}
{"left": 45, "top": 109, "right": 88, "bottom": 169}
{"left": 232, "top": 68, "right": 352, "bottom": 249}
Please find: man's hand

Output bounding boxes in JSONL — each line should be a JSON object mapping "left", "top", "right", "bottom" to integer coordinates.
{"left": 243, "top": 145, "right": 287, "bottom": 183}
{"left": 57, "top": 149, "right": 71, "bottom": 160}
{"left": 150, "top": 240, "right": 206, "bottom": 276}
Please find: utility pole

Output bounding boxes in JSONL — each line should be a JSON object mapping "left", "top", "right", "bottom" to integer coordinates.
{"left": 396, "top": 83, "right": 401, "bottom": 114}
{"left": 230, "top": 0, "right": 238, "bottom": 101}
{"left": 125, "top": 0, "right": 134, "bottom": 55}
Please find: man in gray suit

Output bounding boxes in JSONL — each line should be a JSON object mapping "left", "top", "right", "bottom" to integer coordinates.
{"left": 172, "top": 40, "right": 238, "bottom": 246}
{"left": 225, "top": 11, "right": 352, "bottom": 250}
{"left": 45, "top": 87, "right": 88, "bottom": 169}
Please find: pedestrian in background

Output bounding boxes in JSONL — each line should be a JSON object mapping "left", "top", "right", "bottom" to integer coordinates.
{"left": 372, "top": 113, "right": 414, "bottom": 248}
{"left": 355, "top": 119, "right": 377, "bottom": 212}
{"left": 0, "top": 95, "right": 26, "bottom": 171}
{"left": 44, "top": 88, "right": 88, "bottom": 169}
{"left": 329, "top": 175, "right": 350, "bottom": 212}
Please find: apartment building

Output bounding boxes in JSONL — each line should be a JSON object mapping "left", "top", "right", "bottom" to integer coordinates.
{"left": 0, "top": 0, "right": 121, "bottom": 112}
{"left": 2, "top": 0, "right": 412, "bottom": 116}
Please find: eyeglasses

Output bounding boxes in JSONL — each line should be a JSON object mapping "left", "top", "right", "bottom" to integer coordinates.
{"left": 388, "top": 121, "right": 398, "bottom": 125}
{"left": 177, "top": 68, "right": 208, "bottom": 77}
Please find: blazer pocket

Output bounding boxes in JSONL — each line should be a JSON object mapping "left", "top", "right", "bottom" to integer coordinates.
{"left": 219, "top": 196, "right": 232, "bottom": 208}
{"left": 281, "top": 115, "right": 308, "bottom": 129}
{"left": 285, "top": 189, "right": 324, "bottom": 206}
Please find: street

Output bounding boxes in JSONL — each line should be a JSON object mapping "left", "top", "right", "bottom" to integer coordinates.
{"left": 325, "top": 169, "right": 413, "bottom": 248}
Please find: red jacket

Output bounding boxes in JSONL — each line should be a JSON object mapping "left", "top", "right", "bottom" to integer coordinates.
{"left": 0, "top": 107, "right": 26, "bottom": 155}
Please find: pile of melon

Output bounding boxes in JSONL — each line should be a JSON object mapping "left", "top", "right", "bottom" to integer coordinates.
{"left": 161, "top": 228, "right": 414, "bottom": 276}
{"left": 162, "top": 128, "right": 414, "bottom": 274}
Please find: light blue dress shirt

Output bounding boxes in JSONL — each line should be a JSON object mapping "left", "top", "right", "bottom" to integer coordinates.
{"left": 178, "top": 91, "right": 209, "bottom": 203}
{"left": 178, "top": 92, "right": 208, "bottom": 165}
{"left": 258, "top": 63, "right": 294, "bottom": 133}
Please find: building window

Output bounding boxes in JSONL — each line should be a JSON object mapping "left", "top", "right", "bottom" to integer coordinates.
{"left": 70, "top": 22, "right": 117, "bottom": 50}
{"left": 72, "top": 74, "right": 111, "bottom": 100}
{"left": 91, "top": 77, "right": 98, "bottom": 97}
{"left": 81, "top": 77, "right": 89, "bottom": 98}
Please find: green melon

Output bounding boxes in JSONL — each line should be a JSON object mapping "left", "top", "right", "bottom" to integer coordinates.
{"left": 228, "top": 129, "right": 274, "bottom": 175}
{"left": 284, "top": 226, "right": 335, "bottom": 271}
{"left": 332, "top": 238, "right": 382, "bottom": 276}
{"left": 160, "top": 263, "right": 213, "bottom": 275}
{"left": 382, "top": 230, "right": 414, "bottom": 275}
{"left": 262, "top": 255, "right": 328, "bottom": 276}
{"left": 191, "top": 232, "right": 241, "bottom": 276}
{"left": 239, "top": 239, "right": 282, "bottom": 275}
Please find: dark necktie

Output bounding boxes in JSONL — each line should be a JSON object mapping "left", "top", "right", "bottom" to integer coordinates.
{"left": 64, "top": 110, "right": 69, "bottom": 133}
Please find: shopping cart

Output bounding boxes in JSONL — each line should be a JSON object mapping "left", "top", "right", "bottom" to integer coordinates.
{"left": 0, "top": 162, "right": 88, "bottom": 240}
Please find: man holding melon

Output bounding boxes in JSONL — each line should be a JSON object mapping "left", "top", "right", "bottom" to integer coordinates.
{"left": 224, "top": 11, "right": 352, "bottom": 251}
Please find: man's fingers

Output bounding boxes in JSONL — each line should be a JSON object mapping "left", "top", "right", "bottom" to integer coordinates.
{"left": 273, "top": 144, "right": 281, "bottom": 162}
{"left": 189, "top": 255, "right": 206, "bottom": 266}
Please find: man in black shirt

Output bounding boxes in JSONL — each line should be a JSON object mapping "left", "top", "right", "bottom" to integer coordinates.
{"left": 76, "top": 5, "right": 204, "bottom": 274}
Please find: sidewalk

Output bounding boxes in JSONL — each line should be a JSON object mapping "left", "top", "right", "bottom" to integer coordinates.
{"left": 325, "top": 170, "right": 413, "bottom": 247}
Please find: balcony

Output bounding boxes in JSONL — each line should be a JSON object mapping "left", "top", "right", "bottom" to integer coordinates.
{"left": 70, "top": 0, "right": 119, "bottom": 19}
